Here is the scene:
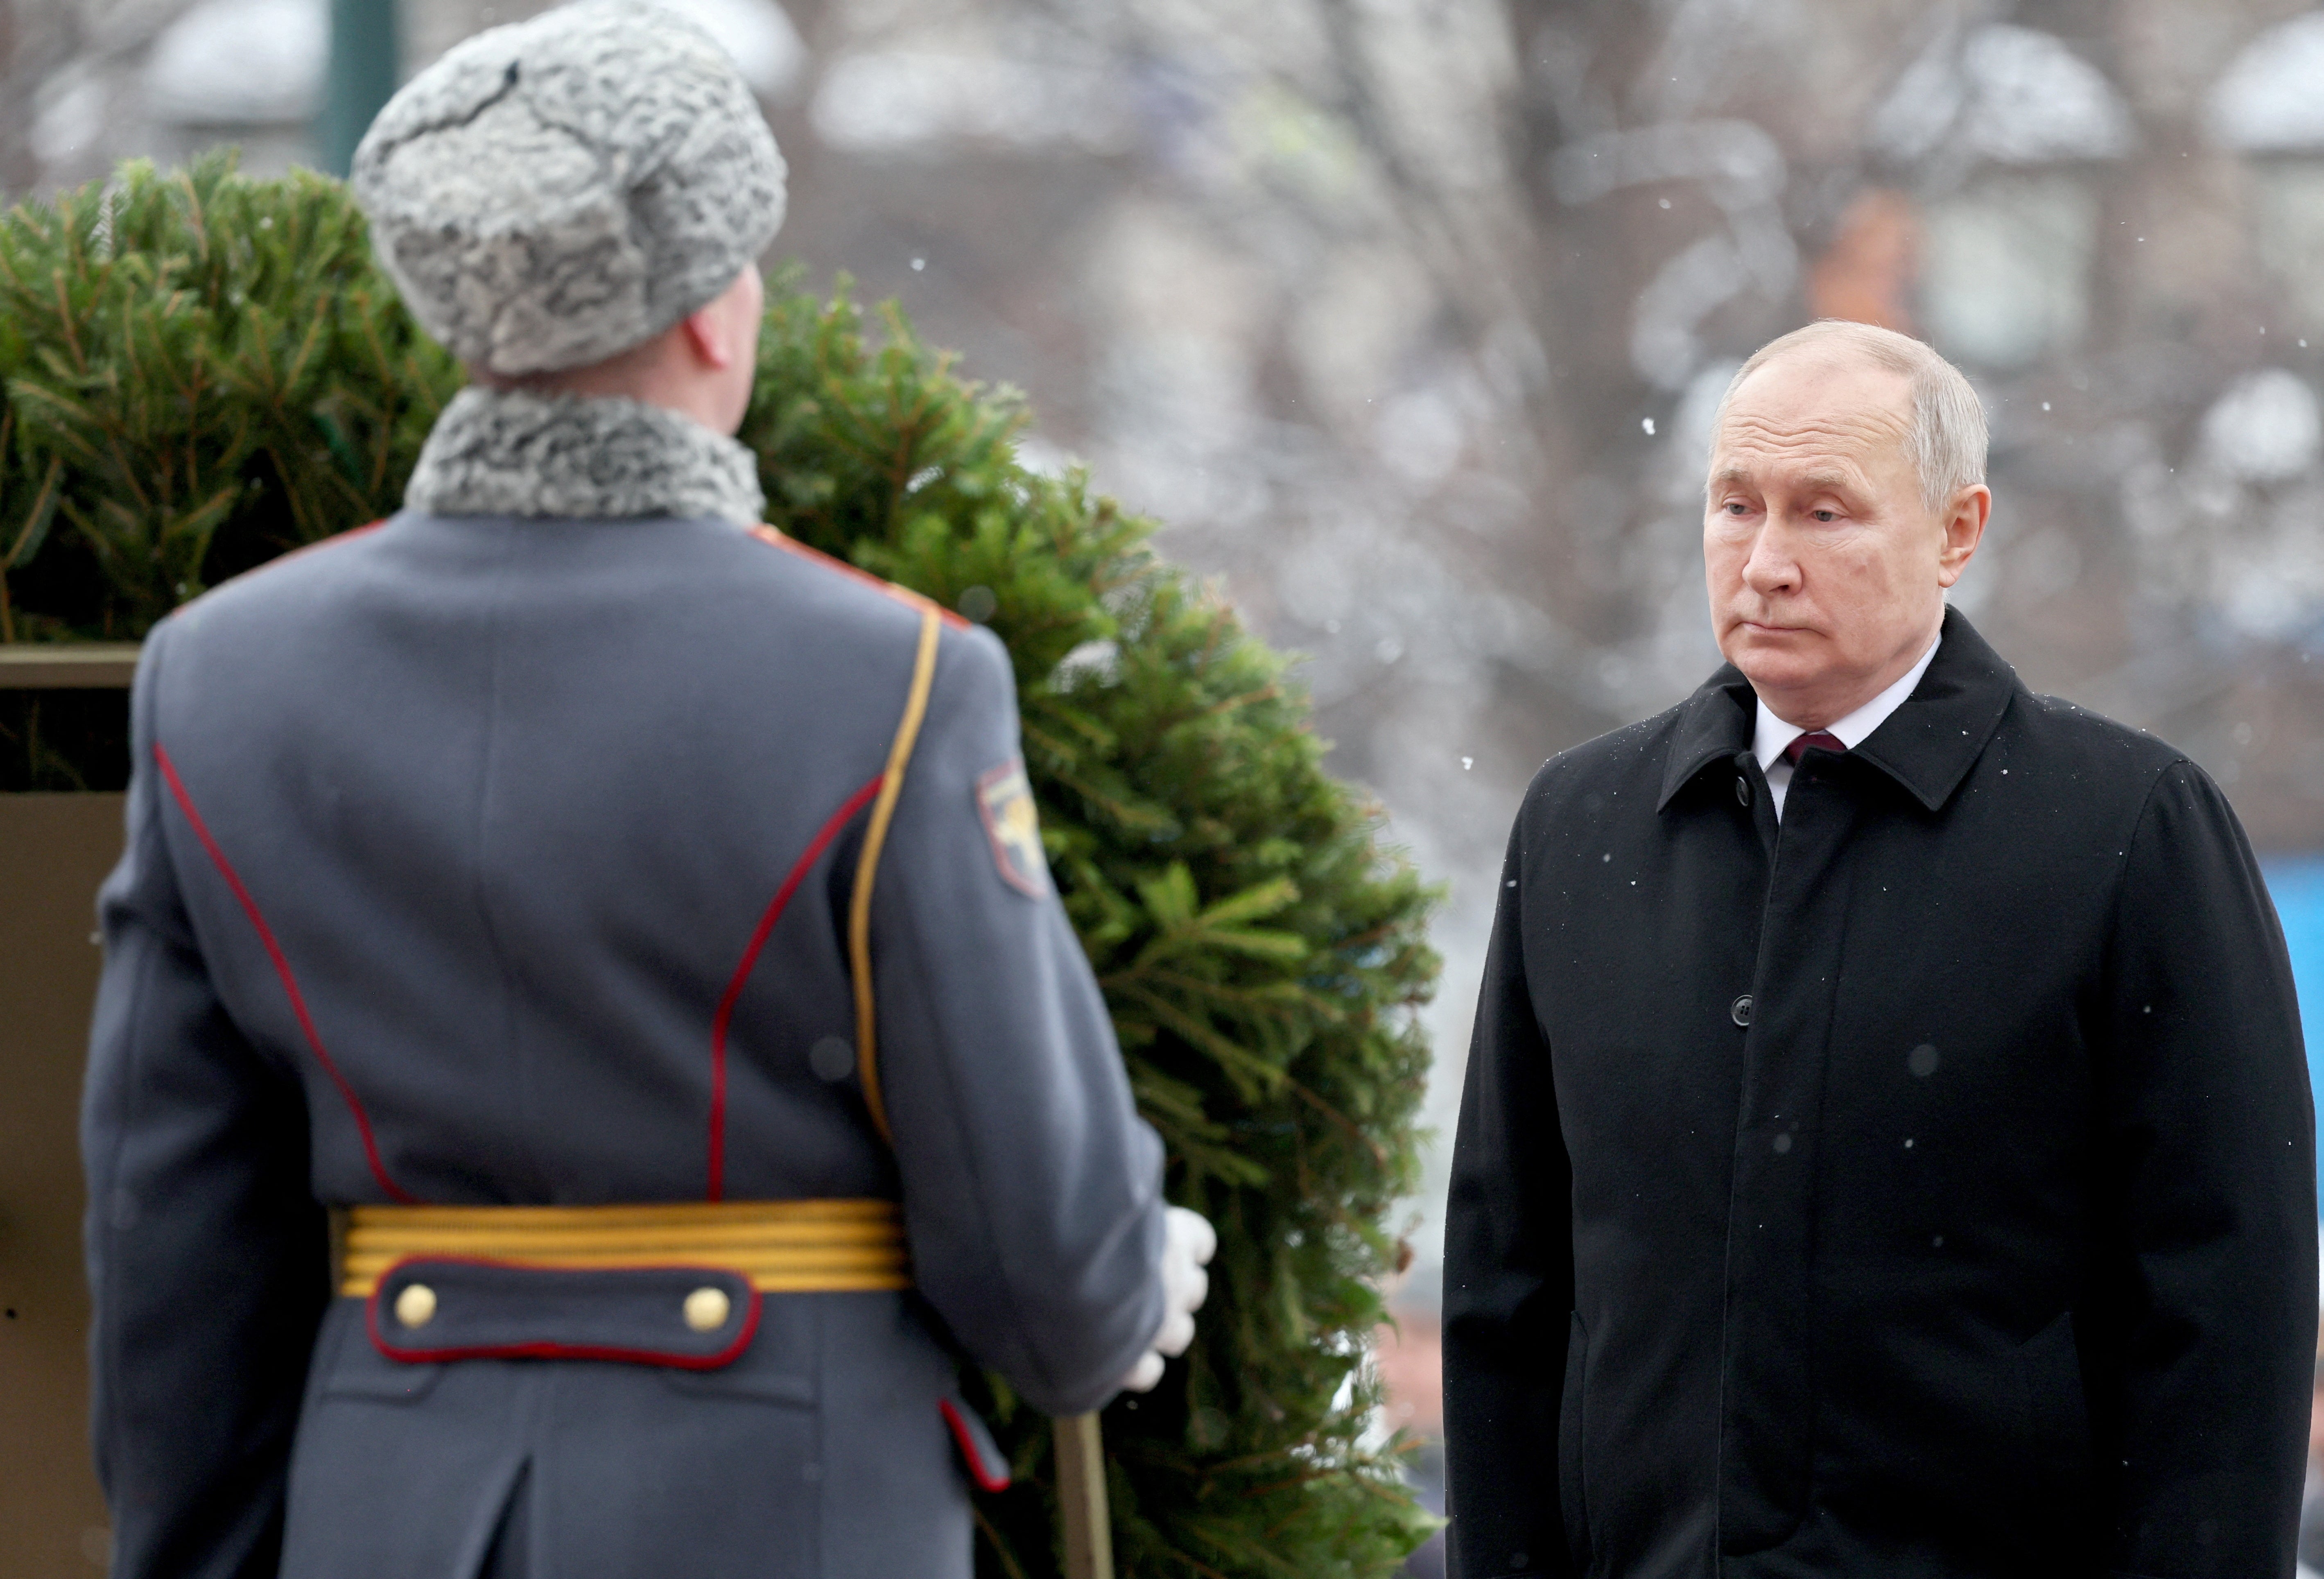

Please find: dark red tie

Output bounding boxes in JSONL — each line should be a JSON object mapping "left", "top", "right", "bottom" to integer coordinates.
{"left": 1784, "top": 730, "right": 1845, "bottom": 765}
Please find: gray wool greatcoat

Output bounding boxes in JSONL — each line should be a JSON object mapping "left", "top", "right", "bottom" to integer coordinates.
{"left": 80, "top": 502, "right": 1167, "bottom": 1578}
{"left": 1443, "top": 608, "right": 2317, "bottom": 1579}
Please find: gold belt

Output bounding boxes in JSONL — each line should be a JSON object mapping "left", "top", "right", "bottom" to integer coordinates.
{"left": 337, "top": 1198, "right": 909, "bottom": 1298}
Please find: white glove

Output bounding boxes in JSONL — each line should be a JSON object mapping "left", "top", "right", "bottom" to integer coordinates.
{"left": 1118, "top": 1206, "right": 1216, "bottom": 1393}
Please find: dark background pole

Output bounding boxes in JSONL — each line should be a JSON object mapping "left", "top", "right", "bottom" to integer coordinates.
{"left": 317, "top": 0, "right": 400, "bottom": 176}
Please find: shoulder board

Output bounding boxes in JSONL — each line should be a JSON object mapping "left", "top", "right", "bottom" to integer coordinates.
{"left": 749, "top": 525, "right": 971, "bottom": 630}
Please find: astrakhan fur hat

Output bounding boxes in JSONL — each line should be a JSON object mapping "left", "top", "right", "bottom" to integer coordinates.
{"left": 352, "top": 0, "right": 786, "bottom": 377}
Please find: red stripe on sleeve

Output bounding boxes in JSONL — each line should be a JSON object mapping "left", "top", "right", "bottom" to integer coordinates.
{"left": 939, "top": 1398, "right": 1012, "bottom": 1492}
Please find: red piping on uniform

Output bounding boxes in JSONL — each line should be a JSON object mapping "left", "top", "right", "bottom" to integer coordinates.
{"left": 153, "top": 743, "right": 417, "bottom": 1204}
{"left": 940, "top": 1398, "right": 1012, "bottom": 1492}
{"left": 707, "top": 774, "right": 885, "bottom": 1199}
{"left": 271, "top": 519, "right": 387, "bottom": 567}
{"left": 747, "top": 525, "right": 973, "bottom": 630}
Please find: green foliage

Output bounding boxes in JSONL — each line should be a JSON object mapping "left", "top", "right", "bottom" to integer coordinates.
{"left": 0, "top": 152, "right": 457, "bottom": 641}
{"left": 0, "top": 158, "right": 1443, "bottom": 1577}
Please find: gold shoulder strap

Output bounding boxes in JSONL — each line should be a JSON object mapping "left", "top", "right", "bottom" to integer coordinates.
{"left": 850, "top": 604, "right": 943, "bottom": 1143}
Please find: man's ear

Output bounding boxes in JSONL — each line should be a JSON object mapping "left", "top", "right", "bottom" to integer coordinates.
{"left": 679, "top": 306, "right": 739, "bottom": 372}
{"left": 1934, "top": 484, "right": 1992, "bottom": 588}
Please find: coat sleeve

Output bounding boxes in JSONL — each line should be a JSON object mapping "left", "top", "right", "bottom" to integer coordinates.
{"left": 81, "top": 626, "right": 331, "bottom": 1579}
{"left": 2091, "top": 759, "right": 2315, "bottom": 1579}
{"left": 867, "top": 622, "right": 1166, "bottom": 1417}
{"left": 1442, "top": 799, "right": 1573, "bottom": 1579}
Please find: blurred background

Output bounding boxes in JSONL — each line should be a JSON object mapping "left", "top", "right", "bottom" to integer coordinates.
{"left": 10, "top": 0, "right": 2324, "bottom": 1569}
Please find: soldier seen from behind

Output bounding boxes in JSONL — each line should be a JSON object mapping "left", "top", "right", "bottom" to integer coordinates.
{"left": 80, "top": 5, "right": 1215, "bottom": 1574}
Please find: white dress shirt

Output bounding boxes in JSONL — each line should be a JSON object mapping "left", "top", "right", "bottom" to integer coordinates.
{"left": 1753, "top": 633, "right": 1941, "bottom": 820}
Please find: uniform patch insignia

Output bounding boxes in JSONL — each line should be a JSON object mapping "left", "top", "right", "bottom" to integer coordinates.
{"left": 976, "top": 760, "right": 1049, "bottom": 897}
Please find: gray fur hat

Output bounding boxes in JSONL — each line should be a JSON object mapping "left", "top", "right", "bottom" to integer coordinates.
{"left": 351, "top": 0, "right": 786, "bottom": 377}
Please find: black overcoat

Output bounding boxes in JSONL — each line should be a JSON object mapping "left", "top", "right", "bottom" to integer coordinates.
{"left": 1443, "top": 609, "right": 2317, "bottom": 1579}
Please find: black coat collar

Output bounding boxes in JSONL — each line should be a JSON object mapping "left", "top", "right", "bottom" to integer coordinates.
{"left": 1655, "top": 606, "right": 2020, "bottom": 813}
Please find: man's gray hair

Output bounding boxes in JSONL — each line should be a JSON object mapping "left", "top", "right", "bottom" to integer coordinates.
{"left": 1711, "top": 320, "right": 1988, "bottom": 513}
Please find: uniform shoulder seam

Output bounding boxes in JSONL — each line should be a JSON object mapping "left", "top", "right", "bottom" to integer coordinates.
{"left": 2096, "top": 753, "right": 2198, "bottom": 995}
{"left": 1533, "top": 705, "right": 1688, "bottom": 782}
{"left": 197, "top": 519, "right": 390, "bottom": 603}
{"left": 748, "top": 526, "right": 971, "bottom": 629}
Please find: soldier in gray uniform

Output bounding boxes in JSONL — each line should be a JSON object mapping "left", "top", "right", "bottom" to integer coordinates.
{"left": 79, "top": 5, "right": 1213, "bottom": 1574}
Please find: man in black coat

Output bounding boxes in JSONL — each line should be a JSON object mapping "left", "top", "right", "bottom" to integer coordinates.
{"left": 1443, "top": 319, "right": 2317, "bottom": 1579}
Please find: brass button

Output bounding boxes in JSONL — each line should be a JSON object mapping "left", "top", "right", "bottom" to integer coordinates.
{"left": 683, "top": 1286, "right": 732, "bottom": 1333}
{"left": 394, "top": 1283, "right": 437, "bottom": 1329}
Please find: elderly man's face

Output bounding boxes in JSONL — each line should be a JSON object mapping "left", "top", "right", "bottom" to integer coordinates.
{"left": 1703, "top": 353, "right": 1985, "bottom": 728}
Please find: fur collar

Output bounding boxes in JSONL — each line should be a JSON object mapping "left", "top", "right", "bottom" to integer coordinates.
{"left": 404, "top": 387, "right": 765, "bottom": 526}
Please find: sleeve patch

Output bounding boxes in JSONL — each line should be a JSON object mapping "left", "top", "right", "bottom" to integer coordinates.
{"left": 975, "top": 760, "right": 1050, "bottom": 898}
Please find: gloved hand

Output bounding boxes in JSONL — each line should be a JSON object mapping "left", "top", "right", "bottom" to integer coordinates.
{"left": 1118, "top": 1206, "right": 1216, "bottom": 1392}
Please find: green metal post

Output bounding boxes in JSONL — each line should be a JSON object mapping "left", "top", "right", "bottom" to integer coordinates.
{"left": 317, "top": 0, "right": 401, "bottom": 176}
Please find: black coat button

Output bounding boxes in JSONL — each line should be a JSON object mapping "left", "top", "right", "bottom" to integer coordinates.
{"left": 1730, "top": 993, "right": 1753, "bottom": 1027}
{"left": 1735, "top": 776, "right": 1753, "bottom": 806}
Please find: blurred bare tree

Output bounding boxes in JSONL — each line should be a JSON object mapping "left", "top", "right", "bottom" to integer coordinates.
{"left": 0, "top": 0, "right": 74, "bottom": 191}
{"left": 773, "top": 0, "right": 2324, "bottom": 1271}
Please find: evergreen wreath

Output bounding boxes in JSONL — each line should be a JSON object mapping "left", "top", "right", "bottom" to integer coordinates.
{"left": 0, "top": 155, "right": 1442, "bottom": 1579}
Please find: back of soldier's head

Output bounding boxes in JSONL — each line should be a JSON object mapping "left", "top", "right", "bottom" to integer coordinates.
{"left": 352, "top": 0, "right": 787, "bottom": 381}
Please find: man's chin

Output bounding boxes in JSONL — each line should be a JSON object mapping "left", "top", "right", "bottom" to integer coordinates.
{"left": 1723, "top": 624, "right": 1824, "bottom": 684}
